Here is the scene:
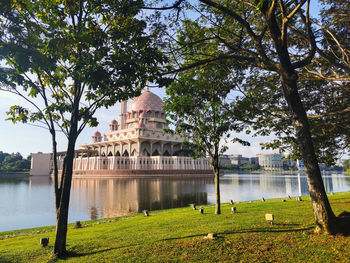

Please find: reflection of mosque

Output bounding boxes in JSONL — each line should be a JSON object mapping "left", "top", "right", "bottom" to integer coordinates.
{"left": 70, "top": 178, "right": 211, "bottom": 219}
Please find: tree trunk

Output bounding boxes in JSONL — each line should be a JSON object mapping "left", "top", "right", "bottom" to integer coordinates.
{"left": 280, "top": 72, "right": 337, "bottom": 234}
{"left": 264, "top": 12, "right": 338, "bottom": 234}
{"left": 53, "top": 133, "right": 77, "bottom": 256}
{"left": 54, "top": 106, "right": 79, "bottom": 257}
{"left": 214, "top": 165, "right": 221, "bottom": 215}
{"left": 51, "top": 132, "right": 60, "bottom": 211}
{"left": 213, "top": 152, "right": 221, "bottom": 214}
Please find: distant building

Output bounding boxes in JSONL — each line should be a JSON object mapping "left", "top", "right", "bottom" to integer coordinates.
{"left": 283, "top": 158, "right": 297, "bottom": 169}
{"left": 219, "top": 154, "right": 249, "bottom": 166}
{"left": 219, "top": 155, "right": 233, "bottom": 166}
{"left": 296, "top": 160, "right": 332, "bottom": 171}
{"left": 30, "top": 153, "right": 52, "bottom": 176}
{"left": 249, "top": 157, "right": 259, "bottom": 165}
{"left": 257, "top": 153, "right": 283, "bottom": 170}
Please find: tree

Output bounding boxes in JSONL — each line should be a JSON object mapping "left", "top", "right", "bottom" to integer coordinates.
{"left": 0, "top": 151, "right": 30, "bottom": 171}
{"left": 0, "top": 0, "right": 166, "bottom": 256}
{"left": 150, "top": 0, "right": 350, "bottom": 234}
{"left": 234, "top": 70, "right": 347, "bottom": 167}
{"left": 0, "top": 152, "right": 9, "bottom": 165}
{"left": 305, "top": 0, "right": 350, "bottom": 155}
{"left": 343, "top": 159, "right": 350, "bottom": 171}
{"left": 164, "top": 63, "right": 247, "bottom": 215}
{"left": 271, "top": 0, "right": 350, "bottom": 164}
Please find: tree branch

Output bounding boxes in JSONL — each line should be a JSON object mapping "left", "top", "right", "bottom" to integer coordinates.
{"left": 291, "top": 0, "right": 316, "bottom": 69}
{"left": 286, "top": 0, "right": 307, "bottom": 20}
{"left": 143, "top": 0, "right": 185, "bottom": 10}
{"left": 164, "top": 53, "right": 256, "bottom": 75}
{"left": 199, "top": 0, "right": 277, "bottom": 71}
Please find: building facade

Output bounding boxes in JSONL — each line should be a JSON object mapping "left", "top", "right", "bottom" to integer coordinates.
{"left": 220, "top": 155, "right": 259, "bottom": 167}
{"left": 220, "top": 155, "right": 249, "bottom": 166}
{"left": 30, "top": 153, "right": 52, "bottom": 176}
{"left": 257, "top": 153, "right": 283, "bottom": 170}
{"left": 57, "top": 88, "right": 211, "bottom": 176}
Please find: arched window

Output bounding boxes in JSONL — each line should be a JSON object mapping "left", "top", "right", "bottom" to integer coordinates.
{"left": 154, "top": 111, "right": 159, "bottom": 118}
{"left": 146, "top": 111, "right": 152, "bottom": 118}
{"left": 152, "top": 149, "right": 160, "bottom": 156}
{"left": 122, "top": 150, "right": 129, "bottom": 157}
{"left": 115, "top": 151, "right": 121, "bottom": 156}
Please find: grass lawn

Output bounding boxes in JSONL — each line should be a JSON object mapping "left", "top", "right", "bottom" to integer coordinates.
{"left": 1, "top": 193, "right": 350, "bottom": 262}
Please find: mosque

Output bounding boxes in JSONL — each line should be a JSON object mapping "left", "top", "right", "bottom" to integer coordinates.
{"left": 55, "top": 87, "right": 212, "bottom": 177}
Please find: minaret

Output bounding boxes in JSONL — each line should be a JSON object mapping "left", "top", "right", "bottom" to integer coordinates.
{"left": 120, "top": 100, "right": 127, "bottom": 130}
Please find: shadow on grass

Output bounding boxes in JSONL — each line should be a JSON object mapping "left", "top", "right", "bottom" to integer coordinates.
{"left": 58, "top": 243, "right": 139, "bottom": 260}
{"left": 53, "top": 225, "right": 314, "bottom": 260}
{"left": 0, "top": 256, "right": 12, "bottom": 263}
{"left": 157, "top": 225, "right": 314, "bottom": 242}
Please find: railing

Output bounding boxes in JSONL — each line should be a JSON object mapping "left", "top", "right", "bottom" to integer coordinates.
{"left": 57, "top": 156, "right": 210, "bottom": 171}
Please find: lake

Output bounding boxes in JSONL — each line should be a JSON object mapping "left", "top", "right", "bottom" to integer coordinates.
{"left": 1, "top": 173, "right": 349, "bottom": 232}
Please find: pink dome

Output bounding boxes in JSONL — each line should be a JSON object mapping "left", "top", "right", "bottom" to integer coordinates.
{"left": 94, "top": 131, "right": 101, "bottom": 137}
{"left": 130, "top": 90, "right": 163, "bottom": 112}
{"left": 111, "top": 119, "right": 118, "bottom": 125}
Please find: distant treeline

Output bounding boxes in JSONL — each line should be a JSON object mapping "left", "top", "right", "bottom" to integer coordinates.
{"left": 0, "top": 151, "right": 31, "bottom": 172}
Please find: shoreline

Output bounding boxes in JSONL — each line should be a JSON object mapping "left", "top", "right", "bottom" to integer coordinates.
{"left": 62, "top": 168, "right": 215, "bottom": 178}
{"left": 222, "top": 169, "right": 345, "bottom": 175}
{"left": 0, "top": 170, "right": 347, "bottom": 180}
{"left": 1, "top": 191, "right": 349, "bottom": 235}
{"left": 0, "top": 173, "right": 30, "bottom": 179}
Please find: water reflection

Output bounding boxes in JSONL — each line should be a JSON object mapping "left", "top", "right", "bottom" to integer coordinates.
{"left": 70, "top": 178, "right": 210, "bottom": 219}
{"left": 1, "top": 173, "right": 350, "bottom": 231}
{"left": 220, "top": 173, "right": 350, "bottom": 202}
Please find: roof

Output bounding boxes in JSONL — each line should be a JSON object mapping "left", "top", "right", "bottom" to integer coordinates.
{"left": 129, "top": 89, "right": 163, "bottom": 112}
{"left": 93, "top": 131, "right": 102, "bottom": 137}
